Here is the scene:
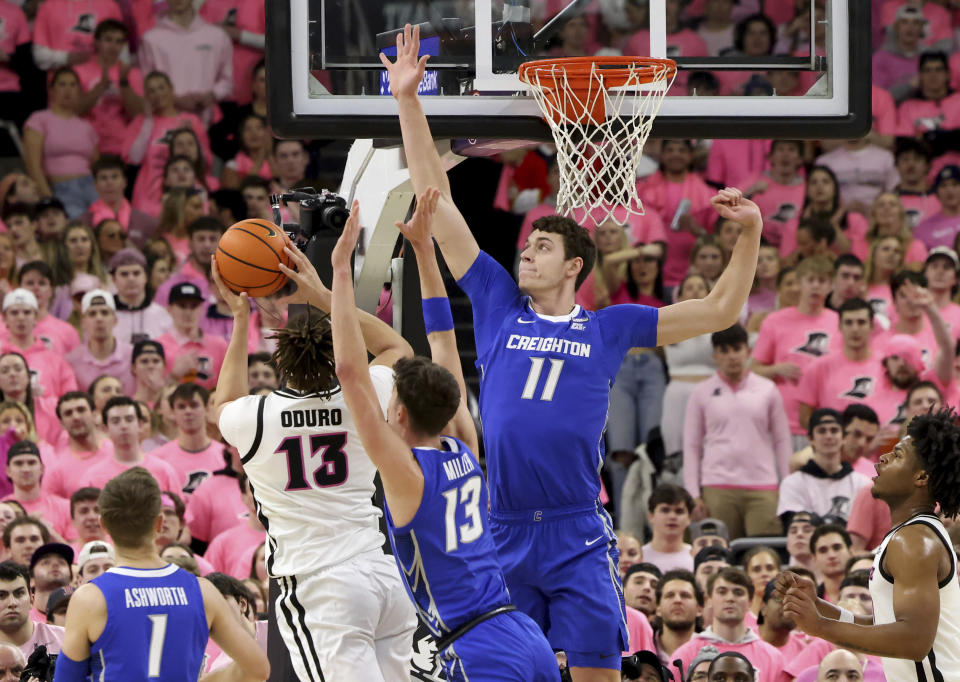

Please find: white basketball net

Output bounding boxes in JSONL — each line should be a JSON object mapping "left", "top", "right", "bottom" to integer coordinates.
{"left": 520, "top": 59, "right": 676, "bottom": 226}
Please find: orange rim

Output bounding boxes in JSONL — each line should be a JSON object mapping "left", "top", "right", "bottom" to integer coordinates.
{"left": 517, "top": 56, "right": 677, "bottom": 88}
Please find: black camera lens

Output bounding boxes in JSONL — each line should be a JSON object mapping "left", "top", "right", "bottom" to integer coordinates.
{"left": 321, "top": 204, "right": 350, "bottom": 231}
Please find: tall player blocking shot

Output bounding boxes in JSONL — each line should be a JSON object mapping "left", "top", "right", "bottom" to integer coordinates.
{"left": 776, "top": 408, "right": 960, "bottom": 680}
{"left": 331, "top": 190, "right": 559, "bottom": 680}
{"left": 382, "top": 23, "right": 764, "bottom": 681}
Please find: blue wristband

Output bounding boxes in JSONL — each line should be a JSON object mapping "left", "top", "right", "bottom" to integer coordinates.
{"left": 422, "top": 297, "right": 454, "bottom": 334}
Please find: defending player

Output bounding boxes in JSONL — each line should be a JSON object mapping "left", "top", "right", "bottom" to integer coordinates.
{"left": 382, "top": 24, "right": 763, "bottom": 681}
{"left": 330, "top": 191, "right": 559, "bottom": 680}
{"left": 52, "top": 467, "right": 269, "bottom": 682}
{"left": 777, "top": 408, "right": 960, "bottom": 680}
{"left": 212, "top": 243, "right": 418, "bottom": 681}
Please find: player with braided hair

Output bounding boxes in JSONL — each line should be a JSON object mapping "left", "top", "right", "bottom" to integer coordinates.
{"left": 776, "top": 407, "right": 960, "bottom": 680}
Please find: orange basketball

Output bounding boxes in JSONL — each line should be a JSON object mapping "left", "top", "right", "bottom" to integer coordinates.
{"left": 214, "top": 219, "right": 293, "bottom": 297}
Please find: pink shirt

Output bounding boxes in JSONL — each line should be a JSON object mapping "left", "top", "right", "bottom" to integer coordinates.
{"left": 139, "top": 15, "right": 233, "bottom": 123}
{"left": 898, "top": 191, "right": 941, "bottom": 229}
{"left": 185, "top": 472, "right": 246, "bottom": 543}
{"left": 4, "top": 492, "right": 73, "bottom": 540}
{"left": 640, "top": 543, "right": 694, "bottom": 574}
{"left": 0, "top": 339, "right": 78, "bottom": 400}
{"left": 0, "top": 314, "right": 81, "bottom": 356}
{"left": 897, "top": 93, "right": 960, "bottom": 137}
{"left": 815, "top": 145, "right": 899, "bottom": 209}
{"left": 683, "top": 372, "right": 793, "bottom": 498}
{"left": 871, "top": 48, "right": 919, "bottom": 97}
{"left": 625, "top": 29, "right": 707, "bottom": 92}
{"left": 744, "top": 173, "right": 805, "bottom": 251}
{"left": 74, "top": 60, "right": 145, "bottom": 156}
{"left": 873, "top": 86, "right": 898, "bottom": 136}
{"left": 914, "top": 211, "right": 960, "bottom": 250}
{"left": 203, "top": 520, "right": 264, "bottom": 579}
{"left": 65, "top": 340, "right": 135, "bottom": 397}
{"left": 33, "top": 0, "right": 122, "bottom": 53}
{"left": 707, "top": 139, "right": 771, "bottom": 188}
{"left": 153, "top": 439, "right": 225, "bottom": 495}
{"left": 865, "top": 283, "right": 894, "bottom": 323}
{"left": 87, "top": 197, "right": 131, "bottom": 231}
{"left": 42, "top": 438, "right": 113, "bottom": 500}
{"left": 626, "top": 606, "right": 655, "bottom": 656}
{"left": 114, "top": 300, "right": 174, "bottom": 345}
{"left": 230, "top": 0, "right": 265, "bottom": 105}
{"left": 795, "top": 351, "right": 884, "bottom": 414}
{"left": 846, "top": 481, "right": 891, "bottom": 551}
{"left": 157, "top": 329, "right": 228, "bottom": 391}
{"left": 79, "top": 454, "right": 180, "bottom": 492}
{"left": 227, "top": 152, "right": 271, "bottom": 181}
{"left": 638, "top": 171, "right": 718, "bottom": 286}
{"left": 0, "top": 3, "right": 29, "bottom": 92}
{"left": 753, "top": 307, "right": 841, "bottom": 434}
{"left": 24, "top": 110, "right": 98, "bottom": 177}
{"left": 672, "top": 631, "right": 786, "bottom": 682}
{"left": 20, "top": 621, "right": 63, "bottom": 658}
{"left": 122, "top": 112, "right": 210, "bottom": 216}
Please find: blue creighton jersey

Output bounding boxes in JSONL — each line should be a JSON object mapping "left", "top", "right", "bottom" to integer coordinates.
{"left": 458, "top": 251, "right": 658, "bottom": 512}
{"left": 89, "top": 564, "right": 209, "bottom": 682}
{"left": 385, "top": 436, "right": 511, "bottom": 640}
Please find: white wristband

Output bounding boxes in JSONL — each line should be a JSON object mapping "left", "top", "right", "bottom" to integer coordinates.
{"left": 838, "top": 607, "right": 855, "bottom": 624}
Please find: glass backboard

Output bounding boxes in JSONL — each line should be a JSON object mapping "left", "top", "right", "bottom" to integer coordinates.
{"left": 267, "top": 0, "right": 870, "bottom": 140}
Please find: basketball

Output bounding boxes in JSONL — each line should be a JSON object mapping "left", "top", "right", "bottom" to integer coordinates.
{"left": 214, "top": 219, "right": 293, "bottom": 297}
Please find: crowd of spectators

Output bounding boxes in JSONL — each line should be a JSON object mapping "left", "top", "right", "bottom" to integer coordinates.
{"left": 0, "top": 0, "right": 952, "bottom": 680}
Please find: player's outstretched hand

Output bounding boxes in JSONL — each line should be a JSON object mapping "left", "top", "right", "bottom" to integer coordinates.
{"left": 331, "top": 200, "right": 361, "bottom": 273}
{"left": 379, "top": 23, "right": 430, "bottom": 100}
{"left": 782, "top": 582, "right": 824, "bottom": 635}
{"left": 710, "top": 187, "right": 762, "bottom": 228}
{"left": 211, "top": 259, "right": 249, "bottom": 314}
{"left": 396, "top": 187, "right": 441, "bottom": 247}
{"left": 278, "top": 234, "right": 331, "bottom": 306}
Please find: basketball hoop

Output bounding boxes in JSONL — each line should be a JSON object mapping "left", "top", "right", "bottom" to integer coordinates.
{"left": 518, "top": 56, "right": 677, "bottom": 226}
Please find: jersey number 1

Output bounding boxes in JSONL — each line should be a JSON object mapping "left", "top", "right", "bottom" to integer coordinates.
{"left": 278, "top": 434, "right": 349, "bottom": 491}
{"left": 521, "top": 357, "right": 564, "bottom": 401}
{"left": 147, "top": 614, "right": 167, "bottom": 678}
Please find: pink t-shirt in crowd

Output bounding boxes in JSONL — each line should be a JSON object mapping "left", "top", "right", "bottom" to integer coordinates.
{"left": 706, "top": 139, "right": 771, "bottom": 188}
{"left": 0, "top": 314, "right": 81, "bottom": 356}
{"left": 897, "top": 93, "right": 960, "bottom": 137}
{"left": 20, "top": 621, "right": 63, "bottom": 658}
{"left": 795, "top": 351, "right": 884, "bottom": 414}
{"left": 872, "top": 86, "right": 898, "bottom": 136}
{"left": 671, "top": 632, "right": 785, "bottom": 682}
{"left": 0, "top": 3, "right": 29, "bottom": 93}
{"left": 638, "top": 171, "right": 718, "bottom": 286}
{"left": 203, "top": 520, "right": 264, "bottom": 579}
{"left": 744, "top": 173, "right": 805, "bottom": 251}
{"left": 227, "top": 152, "right": 271, "bottom": 181}
{"left": 0, "top": 339, "right": 78, "bottom": 400}
{"left": 815, "top": 145, "right": 899, "bottom": 209}
{"left": 33, "top": 0, "right": 122, "bottom": 53}
{"left": 683, "top": 372, "right": 793, "bottom": 498}
{"left": 157, "top": 329, "right": 228, "bottom": 391}
{"left": 122, "top": 112, "right": 211, "bottom": 216}
{"left": 871, "top": 48, "right": 918, "bottom": 96}
{"left": 114, "top": 300, "right": 174, "bottom": 345}
{"left": 65, "top": 341, "right": 135, "bottom": 397}
{"left": 185, "top": 472, "right": 246, "bottom": 544}
{"left": 846, "top": 482, "right": 892, "bottom": 551}
{"left": 230, "top": 0, "right": 265, "bottom": 105}
{"left": 640, "top": 543, "right": 694, "bottom": 574}
{"left": 79, "top": 454, "right": 180, "bottom": 492}
{"left": 898, "top": 191, "right": 941, "bottom": 229}
{"left": 626, "top": 606, "right": 655, "bottom": 656}
{"left": 864, "top": 282, "right": 894, "bottom": 324}
{"left": 23, "top": 110, "right": 99, "bottom": 178}
{"left": 4, "top": 492, "right": 73, "bottom": 540}
{"left": 626, "top": 29, "right": 707, "bottom": 92}
{"left": 752, "top": 306, "right": 841, "bottom": 434}
{"left": 74, "top": 59, "right": 145, "bottom": 156}
{"left": 153, "top": 439, "right": 226, "bottom": 495}
{"left": 914, "top": 211, "right": 960, "bottom": 250}
{"left": 43, "top": 438, "right": 114, "bottom": 500}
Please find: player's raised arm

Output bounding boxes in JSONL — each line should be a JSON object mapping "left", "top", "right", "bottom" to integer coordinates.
{"left": 381, "top": 23, "right": 480, "bottom": 280}
{"left": 278, "top": 242, "right": 413, "bottom": 368}
{"left": 211, "top": 262, "right": 251, "bottom": 416}
{"left": 331, "top": 201, "right": 425, "bottom": 522}
{"left": 199, "top": 578, "right": 271, "bottom": 681}
{"left": 398, "top": 187, "right": 479, "bottom": 454}
{"left": 657, "top": 187, "right": 762, "bottom": 346}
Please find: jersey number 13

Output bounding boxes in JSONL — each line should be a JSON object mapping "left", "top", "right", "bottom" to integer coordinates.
{"left": 277, "top": 434, "right": 349, "bottom": 490}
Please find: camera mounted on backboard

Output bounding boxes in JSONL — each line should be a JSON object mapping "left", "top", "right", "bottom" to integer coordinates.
{"left": 270, "top": 188, "right": 351, "bottom": 250}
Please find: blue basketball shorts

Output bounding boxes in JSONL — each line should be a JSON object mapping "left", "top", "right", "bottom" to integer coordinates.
{"left": 490, "top": 501, "right": 628, "bottom": 671}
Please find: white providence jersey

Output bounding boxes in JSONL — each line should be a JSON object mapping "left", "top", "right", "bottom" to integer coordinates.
{"left": 869, "top": 513, "right": 960, "bottom": 681}
{"left": 219, "top": 366, "right": 395, "bottom": 577}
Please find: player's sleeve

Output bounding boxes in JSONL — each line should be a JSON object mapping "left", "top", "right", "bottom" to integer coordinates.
{"left": 368, "top": 365, "right": 396, "bottom": 416}
{"left": 218, "top": 396, "right": 264, "bottom": 458}
{"left": 455, "top": 250, "right": 525, "bottom": 358}
{"left": 596, "top": 304, "right": 659, "bottom": 363}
